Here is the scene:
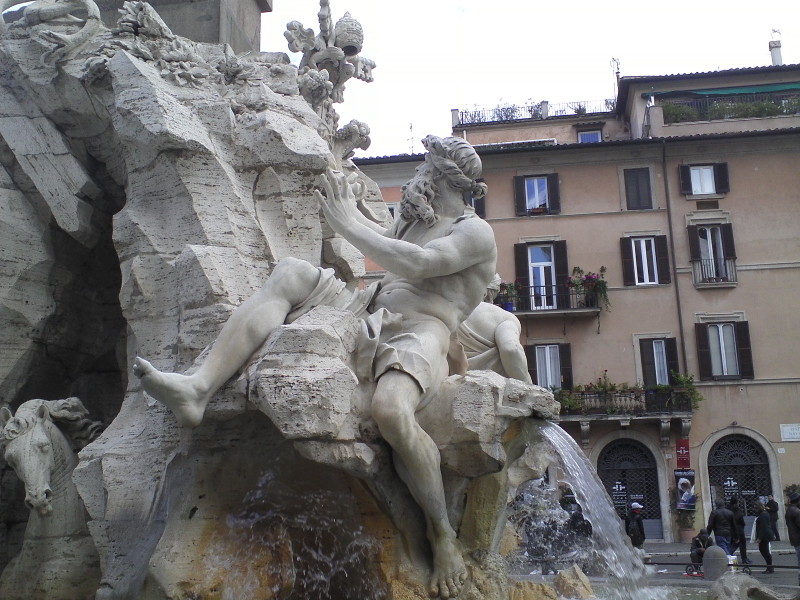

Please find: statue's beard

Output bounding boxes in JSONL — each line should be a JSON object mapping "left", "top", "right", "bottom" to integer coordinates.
{"left": 399, "top": 174, "right": 438, "bottom": 226}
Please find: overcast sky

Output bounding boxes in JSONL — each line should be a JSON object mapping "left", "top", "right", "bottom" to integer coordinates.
{"left": 261, "top": 1, "right": 800, "bottom": 158}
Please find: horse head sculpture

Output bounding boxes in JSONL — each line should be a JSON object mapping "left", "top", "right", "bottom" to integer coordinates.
{"left": 0, "top": 397, "right": 103, "bottom": 517}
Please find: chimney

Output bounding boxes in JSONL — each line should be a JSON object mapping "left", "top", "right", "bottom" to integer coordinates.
{"left": 769, "top": 40, "right": 783, "bottom": 66}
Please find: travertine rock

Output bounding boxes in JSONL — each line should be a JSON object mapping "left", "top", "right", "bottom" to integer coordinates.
{"left": 553, "top": 564, "right": 596, "bottom": 599}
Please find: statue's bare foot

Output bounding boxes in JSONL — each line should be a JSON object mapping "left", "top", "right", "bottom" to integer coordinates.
{"left": 428, "top": 534, "right": 466, "bottom": 599}
{"left": 133, "top": 357, "right": 209, "bottom": 428}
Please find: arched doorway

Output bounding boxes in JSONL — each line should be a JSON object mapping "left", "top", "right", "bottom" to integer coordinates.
{"left": 597, "top": 439, "right": 663, "bottom": 539}
{"left": 707, "top": 434, "right": 772, "bottom": 529}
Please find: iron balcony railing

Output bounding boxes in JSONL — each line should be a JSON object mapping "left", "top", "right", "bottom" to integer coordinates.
{"left": 457, "top": 98, "right": 616, "bottom": 126}
{"left": 657, "top": 91, "right": 800, "bottom": 124}
{"left": 494, "top": 283, "right": 601, "bottom": 312}
{"left": 691, "top": 258, "right": 737, "bottom": 284}
{"left": 557, "top": 390, "right": 694, "bottom": 416}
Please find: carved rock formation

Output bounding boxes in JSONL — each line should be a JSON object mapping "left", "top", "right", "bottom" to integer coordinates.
{"left": 0, "top": 2, "right": 563, "bottom": 599}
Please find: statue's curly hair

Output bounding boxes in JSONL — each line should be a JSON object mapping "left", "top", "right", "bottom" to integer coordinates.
{"left": 400, "top": 135, "right": 487, "bottom": 226}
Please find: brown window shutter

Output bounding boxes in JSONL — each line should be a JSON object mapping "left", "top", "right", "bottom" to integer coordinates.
{"left": 720, "top": 223, "right": 737, "bottom": 259}
{"left": 553, "top": 240, "right": 569, "bottom": 309}
{"left": 620, "top": 237, "right": 635, "bottom": 286}
{"left": 558, "top": 344, "right": 573, "bottom": 389}
{"left": 514, "top": 176, "right": 527, "bottom": 216}
{"left": 639, "top": 338, "right": 656, "bottom": 388}
{"left": 735, "top": 321, "right": 754, "bottom": 379}
{"left": 514, "top": 243, "right": 530, "bottom": 311}
{"left": 687, "top": 226, "right": 701, "bottom": 260}
{"left": 695, "top": 324, "right": 712, "bottom": 381}
{"left": 665, "top": 337, "right": 680, "bottom": 383}
{"left": 524, "top": 345, "right": 537, "bottom": 386}
{"left": 546, "top": 173, "right": 560, "bottom": 214}
{"left": 714, "top": 163, "right": 730, "bottom": 193}
{"left": 679, "top": 165, "right": 693, "bottom": 195}
{"left": 655, "top": 235, "right": 671, "bottom": 284}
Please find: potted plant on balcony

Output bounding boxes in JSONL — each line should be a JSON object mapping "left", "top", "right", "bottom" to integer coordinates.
{"left": 498, "top": 280, "right": 518, "bottom": 311}
{"left": 568, "top": 266, "right": 610, "bottom": 310}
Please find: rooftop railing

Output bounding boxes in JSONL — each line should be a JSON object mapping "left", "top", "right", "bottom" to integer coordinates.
{"left": 455, "top": 99, "right": 616, "bottom": 126}
{"left": 657, "top": 91, "right": 800, "bottom": 124}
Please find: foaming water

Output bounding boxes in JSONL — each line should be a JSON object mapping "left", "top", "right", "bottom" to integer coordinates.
{"left": 537, "top": 421, "right": 651, "bottom": 598}
{"left": 203, "top": 459, "right": 389, "bottom": 600}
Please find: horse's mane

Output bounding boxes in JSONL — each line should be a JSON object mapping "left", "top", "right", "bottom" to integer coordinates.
{"left": 4, "top": 397, "right": 104, "bottom": 450}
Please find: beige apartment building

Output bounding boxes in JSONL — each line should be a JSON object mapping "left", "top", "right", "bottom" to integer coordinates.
{"left": 355, "top": 62, "right": 800, "bottom": 542}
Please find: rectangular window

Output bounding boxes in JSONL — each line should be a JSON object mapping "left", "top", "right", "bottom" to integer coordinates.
{"left": 690, "top": 166, "right": 715, "bottom": 194}
{"left": 462, "top": 188, "right": 486, "bottom": 218}
{"left": 621, "top": 235, "right": 670, "bottom": 286}
{"left": 632, "top": 237, "right": 658, "bottom": 284}
{"left": 624, "top": 168, "right": 653, "bottom": 210}
{"left": 514, "top": 241, "right": 569, "bottom": 311}
{"left": 528, "top": 244, "right": 557, "bottom": 309}
{"left": 578, "top": 130, "right": 602, "bottom": 143}
{"left": 687, "top": 223, "right": 737, "bottom": 285}
{"left": 525, "top": 343, "right": 573, "bottom": 389}
{"left": 535, "top": 344, "right": 561, "bottom": 388}
{"left": 639, "top": 338, "right": 679, "bottom": 388}
{"left": 695, "top": 321, "right": 754, "bottom": 380}
{"left": 709, "top": 323, "right": 739, "bottom": 377}
{"left": 679, "top": 163, "right": 730, "bottom": 195}
{"left": 514, "top": 174, "right": 560, "bottom": 215}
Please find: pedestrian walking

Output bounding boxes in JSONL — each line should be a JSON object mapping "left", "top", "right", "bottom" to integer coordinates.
{"left": 728, "top": 496, "right": 751, "bottom": 564}
{"left": 625, "top": 502, "right": 646, "bottom": 549}
{"left": 766, "top": 494, "right": 780, "bottom": 541}
{"left": 786, "top": 491, "right": 800, "bottom": 586}
{"left": 707, "top": 498, "right": 735, "bottom": 556}
{"left": 753, "top": 501, "right": 775, "bottom": 573}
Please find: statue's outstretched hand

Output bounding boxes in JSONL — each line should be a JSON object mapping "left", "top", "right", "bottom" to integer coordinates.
{"left": 316, "top": 168, "right": 363, "bottom": 235}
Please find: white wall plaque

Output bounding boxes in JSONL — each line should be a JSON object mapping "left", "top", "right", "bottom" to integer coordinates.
{"left": 780, "top": 424, "right": 800, "bottom": 441}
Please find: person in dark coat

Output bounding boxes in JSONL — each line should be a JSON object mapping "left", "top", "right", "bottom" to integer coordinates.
{"left": 728, "top": 496, "right": 751, "bottom": 564}
{"left": 754, "top": 501, "right": 775, "bottom": 573}
{"left": 765, "top": 494, "right": 780, "bottom": 541}
{"left": 706, "top": 498, "right": 735, "bottom": 555}
{"left": 689, "top": 528, "right": 714, "bottom": 568}
{"left": 625, "top": 502, "right": 646, "bottom": 549}
{"left": 786, "top": 491, "right": 800, "bottom": 586}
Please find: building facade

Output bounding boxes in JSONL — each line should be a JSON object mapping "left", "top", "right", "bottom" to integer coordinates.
{"left": 356, "top": 63, "right": 800, "bottom": 542}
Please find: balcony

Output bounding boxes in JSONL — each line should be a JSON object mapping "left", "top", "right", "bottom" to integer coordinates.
{"left": 494, "top": 283, "right": 602, "bottom": 317}
{"left": 556, "top": 388, "right": 695, "bottom": 447}
{"left": 691, "top": 258, "right": 737, "bottom": 287}
{"left": 556, "top": 389, "right": 693, "bottom": 417}
{"left": 644, "top": 90, "right": 800, "bottom": 137}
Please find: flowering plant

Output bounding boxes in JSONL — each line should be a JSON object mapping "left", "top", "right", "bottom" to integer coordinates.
{"left": 567, "top": 266, "right": 610, "bottom": 310}
{"left": 498, "top": 280, "right": 519, "bottom": 301}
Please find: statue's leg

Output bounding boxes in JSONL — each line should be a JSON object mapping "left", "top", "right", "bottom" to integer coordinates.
{"left": 134, "top": 257, "right": 321, "bottom": 427}
{"left": 372, "top": 370, "right": 466, "bottom": 599}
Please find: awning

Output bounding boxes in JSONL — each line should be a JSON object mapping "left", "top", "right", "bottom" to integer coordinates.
{"left": 642, "top": 82, "right": 800, "bottom": 99}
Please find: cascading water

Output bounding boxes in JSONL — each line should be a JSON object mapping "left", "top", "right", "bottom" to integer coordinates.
{"left": 512, "top": 421, "right": 698, "bottom": 600}
{"left": 538, "top": 421, "right": 648, "bottom": 585}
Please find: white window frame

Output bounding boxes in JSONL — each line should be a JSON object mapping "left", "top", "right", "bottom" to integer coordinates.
{"left": 652, "top": 340, "right": 669, "bottom": 385}
{"left": 708, "top": 322, "right": 739, "bottom": 377}
{"left": 578, "top": 130, "right": 602, "bottom": 144}
{"left": 385, "top": 202, "right": 399, "bottom": 219}
{"left": 632, "top": 332, "right": 673, "bottom": 385}
{"left": 690, "top": 165, "right": 716, "bottom": 195}
{"left": 528, "top": 244, "right": 556, "bottom": 309}
{"left": 697, "top": 224, "right": 728, "bottom": 280}
{"left": 631, "top": 237, "right": 659, "bottom": 285}
{"left": 524, "top": 176, "right": 549, "bottom": 211}
{"left": 535, "top": 344, "right": 561, "bottom": 389}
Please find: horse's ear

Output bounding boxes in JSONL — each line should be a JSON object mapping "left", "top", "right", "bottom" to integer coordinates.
{"left": 36, "top": 402, "right": 50, "bottom": 421}
{"left": 0, "top": 406, "right": 11, "bottom": 427}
